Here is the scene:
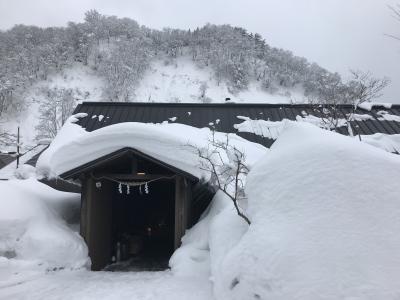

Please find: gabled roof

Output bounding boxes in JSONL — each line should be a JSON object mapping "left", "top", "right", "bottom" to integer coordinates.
{"left": 73, "top": 102, "right": 400, "bottom": 147}
{"left": 60, "top": 147, "right": 198, "bottom": 182}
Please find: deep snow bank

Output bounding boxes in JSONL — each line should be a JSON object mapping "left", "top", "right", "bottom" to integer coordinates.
{"left": 172, "top": 122, "right": 400, "bottom": 300}
{"left": 0, "top": 178, "right": 89, "bottom": 271}
{"left": 217, "top": 122, "right": 400, "bottom": 300}
{"left": 36, "top": 114, "right": 268, "bottom": 179}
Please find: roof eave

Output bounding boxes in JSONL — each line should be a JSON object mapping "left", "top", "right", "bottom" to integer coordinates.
{"left": 60, "top": 147, "right": 199, "bottom": 183}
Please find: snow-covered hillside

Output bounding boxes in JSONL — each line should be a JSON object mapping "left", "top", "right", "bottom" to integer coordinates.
{"left": 1, "top": 64, "right": 104, "bottom": 150}
{"left": 134, "top": 57, "right": 300, "bottom": 104}
{"left": 1, "top": 58, "right": 299, "bottom": 150}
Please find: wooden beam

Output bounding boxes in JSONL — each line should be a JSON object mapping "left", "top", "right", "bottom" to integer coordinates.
{"left": 92, "top": 172, "right": 174, "bottom": 181}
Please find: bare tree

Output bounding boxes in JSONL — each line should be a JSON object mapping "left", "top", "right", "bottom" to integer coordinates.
{"left": 189, "top": 130, "right": 251, "bottom": 225}
{"left": 0, "top": 130, "right": 17, "bottom": 148}
{"left": 35, "top": 87, "right": 76, "bottom": 140}
{"left": 347, "top": 70, "right": 390, "bottom": 105}
{"left": 314, "top": 70, "right": 390, "bottom": 136}
{"left": 387, "top": 4, "right": 400, "bottom": 41}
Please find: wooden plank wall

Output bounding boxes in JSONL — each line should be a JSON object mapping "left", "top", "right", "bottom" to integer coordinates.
{"left": 81, "top": 177, "right": 113, "bottom": 271}
{"left": 174, "top": 176, "right": 192, "bottom": 249}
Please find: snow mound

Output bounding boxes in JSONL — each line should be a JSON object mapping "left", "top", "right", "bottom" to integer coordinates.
{"left": 36, "top": 114, "right": 268, "bottom": 179}
{"left": 215, "top": 122, "right": 400, "bottom": 300}
{"left": 0, "top": 178, "right": 89, "bottom": 271}
{"left": 360, "top": 133, "right": 400, "bottom": 153}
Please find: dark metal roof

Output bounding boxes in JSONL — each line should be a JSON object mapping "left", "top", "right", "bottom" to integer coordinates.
{"left": 73, "top": 102, "right": 400, "bottom": 148}
{"left": 0, "top": 154, "right": 15, "bottom": 169}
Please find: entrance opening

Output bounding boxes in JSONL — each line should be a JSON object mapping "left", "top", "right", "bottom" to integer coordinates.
{"left": 79, "top": 148, "right": 198, "bottom": 271}
{"left": 106, "top": 179, "right": 175, "bottom": 271}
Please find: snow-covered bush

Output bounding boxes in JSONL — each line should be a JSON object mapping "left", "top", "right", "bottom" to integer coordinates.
{"left": 0, "top": 178, "right": 89, "bottom": 270}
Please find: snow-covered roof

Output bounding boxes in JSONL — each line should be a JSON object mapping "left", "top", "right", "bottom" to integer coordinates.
{"left": 36, "top": 114, "right": 268, "bottom": 180}
{"left": 72, "top": 102, "right": 400, "bottom": 148}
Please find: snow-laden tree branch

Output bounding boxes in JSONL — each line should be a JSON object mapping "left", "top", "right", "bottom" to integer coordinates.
{"left": 188, "top": 129, "right": 251, "bottom": 225}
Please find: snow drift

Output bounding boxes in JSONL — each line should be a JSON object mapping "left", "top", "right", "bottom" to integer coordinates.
{"left": 173, "top": 122, "right": 400, "bottom": 300}
{"left": 222, "top": 122, "right": 400, "bottom": 299}
{"left": 0, "top": 178, "right": 89, "bottom": 271}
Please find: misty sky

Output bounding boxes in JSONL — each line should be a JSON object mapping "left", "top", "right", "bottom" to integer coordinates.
{"left": 0, "top": 0, "right": 399, "bottom": 103}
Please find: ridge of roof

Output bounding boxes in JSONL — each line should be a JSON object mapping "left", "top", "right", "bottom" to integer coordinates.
{"left": 77, "top": 101, "right": 400, "bottom": 108}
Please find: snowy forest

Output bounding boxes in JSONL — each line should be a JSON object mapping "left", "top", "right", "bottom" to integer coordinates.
{"left": 0, "top": 10, "right": 389, "bottom": 143}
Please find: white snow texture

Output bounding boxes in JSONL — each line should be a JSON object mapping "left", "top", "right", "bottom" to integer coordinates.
{"left": 173, "top": 122, "right": 400, "bottom": 300}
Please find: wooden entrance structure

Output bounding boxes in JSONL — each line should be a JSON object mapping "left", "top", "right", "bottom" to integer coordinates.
{"left": 61, "top": 147, "right": 199, "bottom": 271}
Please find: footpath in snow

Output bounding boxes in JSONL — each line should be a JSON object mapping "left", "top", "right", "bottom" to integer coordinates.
{"left": 0, "top": 269, "right": 214, "bottom": 300}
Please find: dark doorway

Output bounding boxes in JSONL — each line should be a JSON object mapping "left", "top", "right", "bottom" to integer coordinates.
{"left": 78, "top": 148, "right": 198, "bottom": 271}
{"left": 106, "top": 179, "right": 175, "bottom": 271}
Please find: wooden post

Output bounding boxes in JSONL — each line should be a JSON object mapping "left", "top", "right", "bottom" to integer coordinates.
{"left": 174, "top": 176, "right": 191, "bottom": 249}
{"left": 16, "top": 126, "right": 20, "bottom": 168}
{"left": 84, "top": 176, "right": 113, "bottom": 271}
{"left": 79, "top": 175, "right": 89, "bottom": 240}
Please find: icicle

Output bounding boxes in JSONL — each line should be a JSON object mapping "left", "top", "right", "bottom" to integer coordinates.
{"left": 145, "top": 182, "right": 149, "bottom": 194}
{"left": 118, "top": 183, "right": 122, "bottom": 194}
{"left": 126, "top": 184, "right": 130, "bottom": 195}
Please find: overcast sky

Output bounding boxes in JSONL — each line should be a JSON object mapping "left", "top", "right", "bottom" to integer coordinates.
{"left": 0, "top": 0, "right": 399, "bottom": 103}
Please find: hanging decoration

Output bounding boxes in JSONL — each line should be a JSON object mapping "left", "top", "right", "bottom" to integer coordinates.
{"left": 115, "top": 181, "right": 149, "bottom": 195}
{"left": 145, "top": 182, "right": 149, "bottom": 194}
{"left": 91, "top": 173, "right": 176, "bottom": 196}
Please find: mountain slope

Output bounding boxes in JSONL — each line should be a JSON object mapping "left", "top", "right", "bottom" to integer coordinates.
{"left": 0, "top": 10, "right": 387, "bottom": 150}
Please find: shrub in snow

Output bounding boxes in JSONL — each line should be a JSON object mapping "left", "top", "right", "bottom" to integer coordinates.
{"left": 0, "top": 179, "right": 89, "bottom": 270}
{"left": 214, "top": 122, "right": 400, "bottom": 300}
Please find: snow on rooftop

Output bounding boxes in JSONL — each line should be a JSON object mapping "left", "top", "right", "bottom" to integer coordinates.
{"left": 234, "top": 115, "right": 400, "bottom": 153}
{"left": 0, "top": 144, "right": 48, "bottom": 179}
{"left": 376, "top": 110, "right": 400, "bottom": 122}
{"left": 36, "top": 114, "right": 268, "bottom": 179}
{"left": 234, "top": 116, "right": 290, "bottom": 139}
{"left": 357, "top": 102, "right": 393, "bottom": 111}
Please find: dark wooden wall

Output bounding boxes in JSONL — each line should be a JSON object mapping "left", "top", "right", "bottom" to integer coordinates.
{"left": 80, "top": 176, "right": 113, "bottom": 271}
{"left": 174, "top": 176, "right": 192, "bottom": 249}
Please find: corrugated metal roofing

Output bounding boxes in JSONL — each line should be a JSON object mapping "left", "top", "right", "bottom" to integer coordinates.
{"left": 73, "top": 102, "right": 400, "bottom": 148}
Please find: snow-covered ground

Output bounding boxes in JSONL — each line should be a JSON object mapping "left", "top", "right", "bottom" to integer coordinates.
{"left": 0, "top": 177, "right": 213, "bottom": 300}
{"left": 0, "top": 268, "right": 213, "bottom": 300}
